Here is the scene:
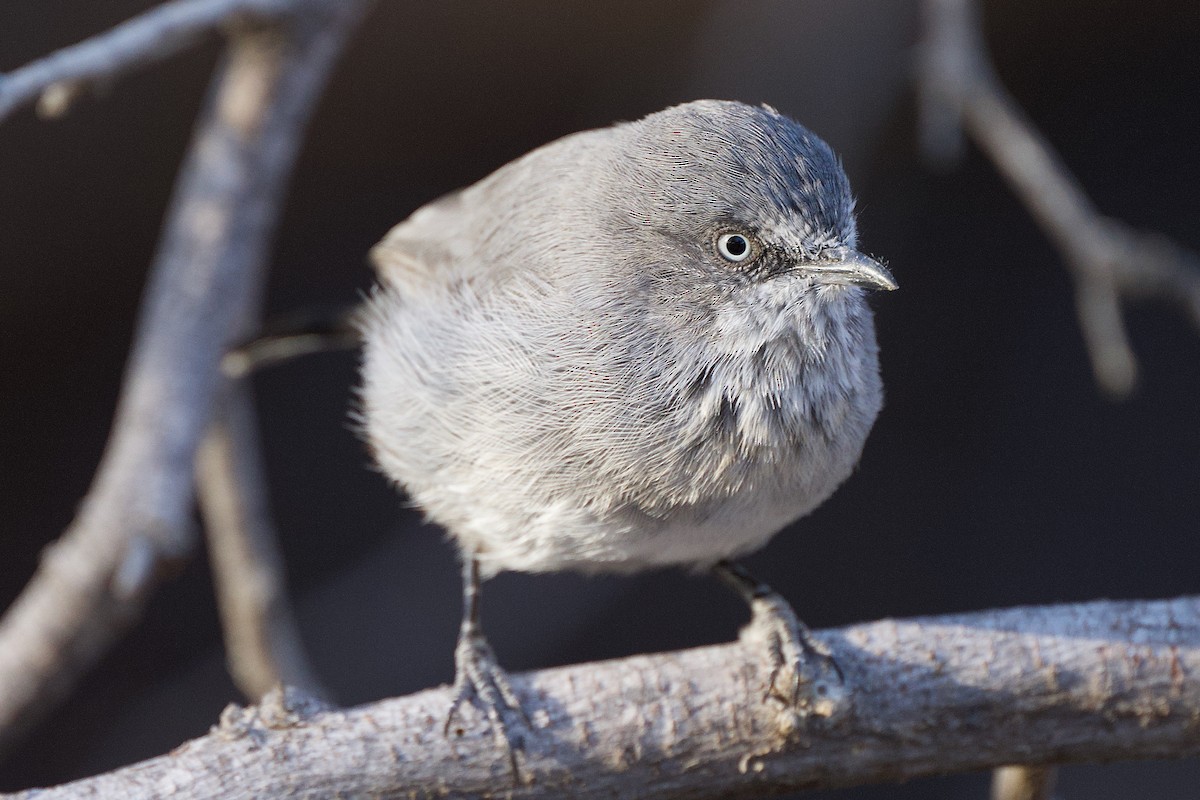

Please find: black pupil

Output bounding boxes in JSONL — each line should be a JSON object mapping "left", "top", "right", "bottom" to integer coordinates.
{"left": 725, "top": 236, "right": 747, "bottom": 256}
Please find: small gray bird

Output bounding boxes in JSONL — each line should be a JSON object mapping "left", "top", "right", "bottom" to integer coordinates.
{"left": 359, "top": 100, "right": 895, "bottom": 759}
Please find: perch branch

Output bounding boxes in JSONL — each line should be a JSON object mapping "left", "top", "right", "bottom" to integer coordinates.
{"left": 0, "top": 0, "right": 366, "bottom": 757}
{"left": 918, "top": 0, "right": 1200, "bottom": 396}
{"left": 197, "top": 382, "right": 328, "bottom": 701}
{"left": 5, "top": 596, "right": 1200, "bottom": 799}
{"left": 0, "top": 0, "right": 289, "bottom": 122}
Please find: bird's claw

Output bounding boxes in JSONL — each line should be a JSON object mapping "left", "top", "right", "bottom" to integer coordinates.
{"left": 742, "top": 592, "right": 847, "bottom": 719}
{"left": 445, "top": 628, "right": 529, "bottom": 783}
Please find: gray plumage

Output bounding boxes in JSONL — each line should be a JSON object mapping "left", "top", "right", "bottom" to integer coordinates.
{"left": 359, "top": 99, "right": 893, "bottom": 579}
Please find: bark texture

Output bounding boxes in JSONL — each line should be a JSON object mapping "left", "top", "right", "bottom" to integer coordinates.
{"left": 8, "top": 597, "right": 1199, "bottom": 799}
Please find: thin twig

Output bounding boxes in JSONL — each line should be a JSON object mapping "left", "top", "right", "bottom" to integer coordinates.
{"left": 0, "top": 0, "right": 290, "bottom": 122}
{"left": 0, "top": 0, "right": 366, "bottom": 757}
{"left": 918, "top": 0, "right": 1200, "bottom": 396}
{"left": 220, "top": 304, "right": 360, "bottom": 378}
{"left": 199, "top": 307, "right": 352, "bottom": 698}
{"left": 197, "top": 381, "right": 328, "bottom": 701}
{"left": 4, "top": 596, "right": 1199, "bottom": 799}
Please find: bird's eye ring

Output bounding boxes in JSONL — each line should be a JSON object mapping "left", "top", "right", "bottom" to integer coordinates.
{"left": 716, "top": 232, "right": 753, "bottom": 263}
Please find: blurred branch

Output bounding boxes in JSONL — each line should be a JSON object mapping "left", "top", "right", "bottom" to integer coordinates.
{"left": 0, "top": 0, "right": 366, "bottom": 758}
{"left": 918, "top": 0, "right": 1200, "bottom": 396}
{"left": 6, "top": 596, "right": 1200, "bottom": 799}
{"left": 197, "top": 382, "right": 328, "bottom": 701}
{"left": 991, "top": 765, "right": 1058, "bottom": 800}
{"left": 220, "top": 304, "right": 360, "bottom": 378}
{"left": 0, "top": 0, "right": 290, "bottom": 121}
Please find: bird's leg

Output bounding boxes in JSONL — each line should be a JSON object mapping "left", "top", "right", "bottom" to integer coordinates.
{"left": 445, "top": 555, "right": 528, "bottom": 780}
{"left": 713, "top": 560, "right": 846, "bottom": 718}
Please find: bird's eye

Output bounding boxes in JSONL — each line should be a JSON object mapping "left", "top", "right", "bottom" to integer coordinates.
{"left": 716, "top": 232, "right": 753, "bottom": 263}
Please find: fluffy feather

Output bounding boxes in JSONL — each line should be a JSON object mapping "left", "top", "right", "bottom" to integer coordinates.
{"left": 360, "top": 100, "right": 885, "bottom": 577}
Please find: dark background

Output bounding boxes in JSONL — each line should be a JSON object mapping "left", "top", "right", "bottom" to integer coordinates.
{"left": 2, "top": 1, "right": 1198, "bottom": 797}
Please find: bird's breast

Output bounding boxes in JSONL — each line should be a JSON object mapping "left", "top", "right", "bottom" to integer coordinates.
{"left": 626, "top": 291, "right": 882, "bottom": 524}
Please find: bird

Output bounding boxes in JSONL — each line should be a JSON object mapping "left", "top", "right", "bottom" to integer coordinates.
{"left": 357, "top": 99, "right": 896, "bottom": 767}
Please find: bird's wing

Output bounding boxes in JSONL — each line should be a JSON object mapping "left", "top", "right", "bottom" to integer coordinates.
{"left": 370, "top": 126, "right": 611, "bottom": 295}
{"left": 369, "top": 187, "right": 480, "bottom": 291}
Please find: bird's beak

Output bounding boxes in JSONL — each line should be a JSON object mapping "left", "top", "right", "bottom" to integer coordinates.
{"left": 806, "top": 248, "right": 898, "bottom": 291}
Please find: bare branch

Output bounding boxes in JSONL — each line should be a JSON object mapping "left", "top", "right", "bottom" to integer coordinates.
{"left": 5, "top": 597, "right": 1199, "bottom": 799}
{"left": 0, "top": 0, "right": 366, "bottom": 756}
{"left": 0, "top": 0, "right": 293, "bottom": 122}
{"left": 220, "top": 305, "right": 359, "bottom": 378}
{"left": 918, "top": 0, "right": 1200, "bottom": 396}
{"left": 197, "top": 382, "right": 328, "bottom": 701}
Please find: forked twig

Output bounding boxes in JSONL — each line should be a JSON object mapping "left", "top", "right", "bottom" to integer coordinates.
{"left": 0, "top": 0, "right": 289, "bottom": 122}
{"left": 0, "top": 0, "right": 365, "bottom": 755}
{"left": 918, "top": 0, "right": 1200, "bottom": 396}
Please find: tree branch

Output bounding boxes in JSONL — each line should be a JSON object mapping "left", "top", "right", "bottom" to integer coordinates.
{"left": 5, "top": 596, "right": 1199, "bottom": 799}
{"left": 0, "top": 0, "right": 366, "bottom": 757}
{"left": 0, "top": 0, "right": 290, "bottom": 121}
{"left": 197, "top": 382, "right": 328, "bottom": 701}
{"left": 917, "top": 0, "right": 1200, "bottom": 396}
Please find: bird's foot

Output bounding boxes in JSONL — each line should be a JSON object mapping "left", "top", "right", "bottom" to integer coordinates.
{"left": 741, "top": 591, "right": 847, "bottom": 719}
{"left": 445, "top": 628, "right": 530, "bottom": 783}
